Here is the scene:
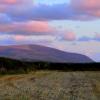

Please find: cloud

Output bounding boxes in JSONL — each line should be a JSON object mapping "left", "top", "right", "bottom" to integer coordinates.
{"left": 0, "top": 0, "right": 33, "bottom": 5}
{"left": 78, "top": 37, "right": 92, "bottom": 41}
{"left": 0, "top": 0, "right": 34, "bottom": 14}
{"left": 78, "top": 33, "right": 100, "bottom": 41}
{"left": 9, "top": 35, "right": 55, "bottom": 45}
{"left": 14, "top": 35, "right": 25, "bottom": 41}
{"left": 71, "top": 0, "right": 100, "bottom": 9}
{"left": 56, "top": 31, "right": 76, "bottom": 41}
{"left": 6, "top": 4, "right": 72, "bottom": 21}
{"left": 0, "top": 34, "right": 55, "bottom": 45}
{"left": 13, "top": 35, "right": 55, "bottom": 41}
{"left": 71, "top": 0, "right": 100, "bottom": 18}
{"left": 63, "top": 31, "right": 76, "bottom": 41}
{"left": 0, "top": 21, "right": 55, "bottom": 35}
{"left": 0, "top": 0, "right": 100, "bottom": 21}
{"left": 0, "top": 0, "right": 17, "bottom": 4}
{"left": 94, "top": 33, "right": 100, "bottom": 41}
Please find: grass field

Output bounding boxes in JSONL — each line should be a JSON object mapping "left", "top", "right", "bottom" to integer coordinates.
{"left": 0, "top": 71, "right": 100, "bottom": 100}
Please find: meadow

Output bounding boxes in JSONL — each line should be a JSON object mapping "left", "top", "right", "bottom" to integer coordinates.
{"left": 0, "top": 71, "right": 100, "bottom": 100}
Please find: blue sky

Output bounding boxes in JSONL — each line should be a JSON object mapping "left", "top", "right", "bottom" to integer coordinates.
{"left": 0, "top": 0, "right": 100, "bottom": 61}
{"left": 35, "top": 0, "right": 70, "bottom": 4}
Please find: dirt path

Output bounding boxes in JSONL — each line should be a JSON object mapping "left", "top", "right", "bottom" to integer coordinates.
{"left": 0, "top": 71, "right": 100, "bottom": 100}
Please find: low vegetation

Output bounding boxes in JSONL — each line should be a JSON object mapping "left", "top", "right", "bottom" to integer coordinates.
{"left": 0, "top": 71, "right": 100, "bottom": 100}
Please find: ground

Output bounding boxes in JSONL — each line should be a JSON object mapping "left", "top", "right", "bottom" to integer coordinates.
{"left": 0, "top": 71, "right": 100, "bottom": 100}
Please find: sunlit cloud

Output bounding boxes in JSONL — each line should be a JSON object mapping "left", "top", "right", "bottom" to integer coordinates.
{"left": 0, "top": 21, "right": 55, "bottom": 35}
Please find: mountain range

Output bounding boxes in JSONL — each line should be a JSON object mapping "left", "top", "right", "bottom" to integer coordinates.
{"left": 0, "top": 45, "right": 93, "bottom": 63}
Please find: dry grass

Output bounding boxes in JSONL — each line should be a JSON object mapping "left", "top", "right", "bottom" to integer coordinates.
{"left": 0, "top": 71, "right": 100, "bottom": 100}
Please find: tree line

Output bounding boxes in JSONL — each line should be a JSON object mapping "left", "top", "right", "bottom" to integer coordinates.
{"left": 0, "top": 57, "right": 99, "bottom": 74}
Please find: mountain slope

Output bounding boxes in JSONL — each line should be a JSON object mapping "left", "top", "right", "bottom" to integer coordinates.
{"left": 0, "top": 45, "right": 93, "bottom": 63}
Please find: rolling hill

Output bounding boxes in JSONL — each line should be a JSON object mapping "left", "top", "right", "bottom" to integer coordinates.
{"left": 0, "top": 44, "right": 93, "bottom": 63}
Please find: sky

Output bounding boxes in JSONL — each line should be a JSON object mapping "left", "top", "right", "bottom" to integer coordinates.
{"left": 0, "top": 0, "right": 100, "bottom": 62}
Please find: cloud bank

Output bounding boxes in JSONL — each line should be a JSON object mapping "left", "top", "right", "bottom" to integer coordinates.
{"left": 0, "top": 0, "right": 100, "bottom": 22}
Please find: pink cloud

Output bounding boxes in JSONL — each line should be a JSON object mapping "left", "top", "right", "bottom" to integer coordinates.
{"left": 0, "top": 0, "right": 33, "bottom": 12}
{"left": 0, "top": 0, "right": 17, "bottom": 4}
{"left": 20, "top": 21, "right": 54, "bottom": 33}
{"left": 0, "top": 0, "right": 32, "bottom": 5}
{"left": 14, "top": 35, "right": 25, "bottom": 41}
{"left": 71, "top": 0, "right": 100, "bottom": 9}
{"left": 0, "top": 21, "right": 55, "bottom": 35}
{"left": 94, "top": 33, "right": 100, "bottom": 40}
{"left": 64, "top": 31, "right": 76, "bottom": 41}
{"left": 71, "top": 0, "right": 100, "bottom": 17}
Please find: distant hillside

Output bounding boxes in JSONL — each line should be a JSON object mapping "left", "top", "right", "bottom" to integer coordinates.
{"left": 0, "top": 44, "right": 93, "bottom": 63}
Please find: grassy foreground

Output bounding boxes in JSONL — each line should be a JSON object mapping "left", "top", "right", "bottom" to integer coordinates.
{"left": 0, "top": 71, "right": 100, "bottom": 100}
